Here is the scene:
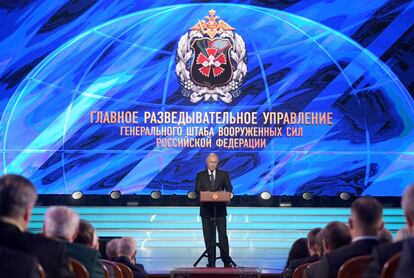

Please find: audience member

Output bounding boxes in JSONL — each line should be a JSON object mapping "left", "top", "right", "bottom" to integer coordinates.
{"left": 284, "top": 238, "right": 309, "bottom": 268}
{"left": 0, "top": 174, "right": 73, "bottom": 277}
{"left": 306, "top": 221, "right": 351, "bottom": 277}
{"left": 322, "top": 221, "right": 351, "bottom": 254}
{"left": 315, "top": 229, "right": 324, "bottom": 257}
{"left": 43, "top": 206, "right": 105, "bottom": 278}
{"left": 75, "top": 219, "right": 99, "bottom": 250}
{"left": 308, "top": 197, "right": 383, "bottom": 278}
{"left": 395, "top": 237, "right": 414, "bottom": 278}
{"left": 106, "top": 238, "right": 120, "bottom": 261}
{"left": 395, "top": 226, "right": 410, "bottom": 242}
{"left": 283, "top": 228, "right": 321, "bottom": 278}
{"left": 377, "top": 227, "right": 393, "bottom": 244}
{"left": 364, "top": 184, "right": 414, "bottom": 278}
{"left": 0, "top": 246, "right": 39, "bottom": 278}
{"left": 114, "top": 237, "right": 148, "bottom": 278}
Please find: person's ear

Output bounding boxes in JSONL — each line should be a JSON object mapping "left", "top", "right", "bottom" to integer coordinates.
{"left": 72, "top": 229, "right": 78, "bottom": 242}
{"left": 22, "top": 207, "right": 31, "bottom": 231}
{"left": 406, "top": 216, "right": 414, "bottom": 233}
{"left": 323, "top": 240, "right": 328, "bottom": 253}
{"left": 348, "top": 218, "right": 353, "bottom": 230}
{"left": 378, "top": 220, "right": 384, "bottom": 232}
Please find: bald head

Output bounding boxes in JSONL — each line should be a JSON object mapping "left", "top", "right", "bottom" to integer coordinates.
{"left": 118, "top": 237, "right": 137, "bottom": 259}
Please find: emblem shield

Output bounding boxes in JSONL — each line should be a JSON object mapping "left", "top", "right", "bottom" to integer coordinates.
{"left": 190, "top": 38, "right": 233, "bottom": 89}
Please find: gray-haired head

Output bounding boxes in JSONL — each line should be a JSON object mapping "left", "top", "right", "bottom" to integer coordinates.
{"left": 402, "top": 184, "right": 414, "bottom": 221}
{"left": 118, "top": 237, "right": 137, "bottom": 258}
{"left": 106, "top": 238, "right": 120, "bottom": 260}
{"left": 0, "top": 174, "right": 37, "bottom": 229}
{"left": 44, "top": 206, "right": 80, "bottom": 242}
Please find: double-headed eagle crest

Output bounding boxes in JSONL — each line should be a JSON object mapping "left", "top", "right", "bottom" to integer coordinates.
{"left": 176, "top": 10, "right": 247, "bottom": 103}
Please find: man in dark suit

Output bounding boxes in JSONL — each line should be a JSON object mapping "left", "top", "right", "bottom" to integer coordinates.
{"left": 113, "top": 237, "right": 147, "bottom": 278}
{"left": 0, "top": 174, "right": 73, "bottom": 278}
{"left": 395, "top": 237, "right": 414, "bottom": 278}
{"left": 305, "top": 221, "right": 351, "bottom": 278}
{"left": 307, "top": 197, "right": 383, "bottom": 278}
{"left": 43, "top": 206, "right": 105, "bottom": 278}
{"left": 364, "top": 184, "right": 414, "bottom": 278}
{"left": 0, "top": 246, "right": 40, "bottom": 278}
{"left": 195, "top": 153, "right": 233, "bottom": 267}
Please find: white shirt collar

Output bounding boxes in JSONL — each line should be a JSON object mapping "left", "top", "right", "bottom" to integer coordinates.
{"left": 352, "top": 235, "right": 378, "bottom": 242}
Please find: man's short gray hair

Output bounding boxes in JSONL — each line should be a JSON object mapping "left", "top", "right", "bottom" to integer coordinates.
{"left": 402, "top": 184, "right": 414, "bottom": 221}
{"left": 0, "top": 174, "right": 37, "bottom": 219}
{"left": 118, "top": 237, "right": 137, "bottom": 257}
{"left": 44, "top": 206, "right": 80, "bottom": 241}
{"left": 106, "top": 238, "right": 120, "bottom": 259}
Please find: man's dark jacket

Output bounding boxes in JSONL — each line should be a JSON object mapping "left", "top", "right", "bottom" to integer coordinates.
{"left": 307, "top": 238, "right": 379, "bottom": 278}
{"left": 195, "top": 169, "right": 232, "bottom": 217}
{"left": 0, "top": 221, "right": 73, "bottom": 278}
{"left": 114, "top": 256, "right": 148, "bottom": 278}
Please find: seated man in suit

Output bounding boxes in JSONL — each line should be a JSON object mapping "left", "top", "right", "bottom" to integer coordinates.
{"left": 114, "top": 237, "right": 148, "bottom": 278}
{"left": 307, "top": 197, "right": 383, "bottom": 278}
{"left": 306, "top": 221, "right": 351, "bottom": 277}
{"left": 43, "top": 206, "right": 105, "bottom": 278}
{"left": 0, "top": 174, "right": 73, "bottom": 278}
{"left": 195, "top": 153, "right": 233, "bottom": 267}
{"left": 106, "top": 238, "right": 120, "bottom": 261}
{"left": 283, "top": 227, "right": 321, "bottom": 278}
{"left": 364, "top": 184, "right": 414, "bottom": 278}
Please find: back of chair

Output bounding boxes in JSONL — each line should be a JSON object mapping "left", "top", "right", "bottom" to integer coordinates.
{"left": 116, "top": 262, "right": 134, "bottom": 278}
{"left": 381, "top": 252, "right": 402, "bottom": 278}
{"left": 102, "top": 263, "right": 110, "bottom": 278}
{"left": 69, "top": 258, "right": 89, "bottom": 278}
{"left": 36, "top": 262, "right": 46, "bottom": 278}
{"left": 293, "top": 262, "right": 312, "bottom": 278}
{"left": 101, "top": 259, "right": 123, "bottom": 278}
{"left": 337, "top": 255, "right": 372, "bottom": 278}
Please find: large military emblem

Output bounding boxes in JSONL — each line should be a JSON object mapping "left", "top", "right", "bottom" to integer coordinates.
{"left": 176, "top": 10, "right": 247, "bottom": 103}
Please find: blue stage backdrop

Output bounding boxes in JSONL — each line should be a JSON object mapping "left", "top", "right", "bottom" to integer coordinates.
{"left": 0, "top": 0, "right": 413, "bottom": 196}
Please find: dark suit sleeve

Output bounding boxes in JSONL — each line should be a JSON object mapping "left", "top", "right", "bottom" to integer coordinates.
{"left": 57, "top": 243, "right": 74, "bottom": 278}
{"left": 224, "top": 171, "right": 232, "bottom": 192}
{"left": 310, "top": 255, "right": 329, "bottom": 278}
{"left": 395, "top": 238, "right": 414, "bottom": 278}
{"left": 195, "top": 172, "right": 202, "bottom": 193}
{"left": 363, "top": 247, "right": 382, "bottom": 278}
{"left": 92, "top": 250, "right": 105, "bottom": 278}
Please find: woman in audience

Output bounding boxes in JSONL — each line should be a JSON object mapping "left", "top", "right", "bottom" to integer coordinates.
{"left": 284, "top": 237, "right": 309, "bottom": 270}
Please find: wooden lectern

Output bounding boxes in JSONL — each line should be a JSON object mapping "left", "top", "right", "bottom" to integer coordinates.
{"left": 200, "top": 191, "right": 231, "bottom": 203}
{"left": 194, "top": 191, "right": 236, "bottom": 268}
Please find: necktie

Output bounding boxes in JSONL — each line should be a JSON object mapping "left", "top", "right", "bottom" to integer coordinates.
{"left": 210, "top": 171, "right": 215, "bottom": 191}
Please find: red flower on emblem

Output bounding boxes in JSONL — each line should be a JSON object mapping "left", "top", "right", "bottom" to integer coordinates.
{"left": 196, "top": 47, "right": 227, "bottom": 78}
